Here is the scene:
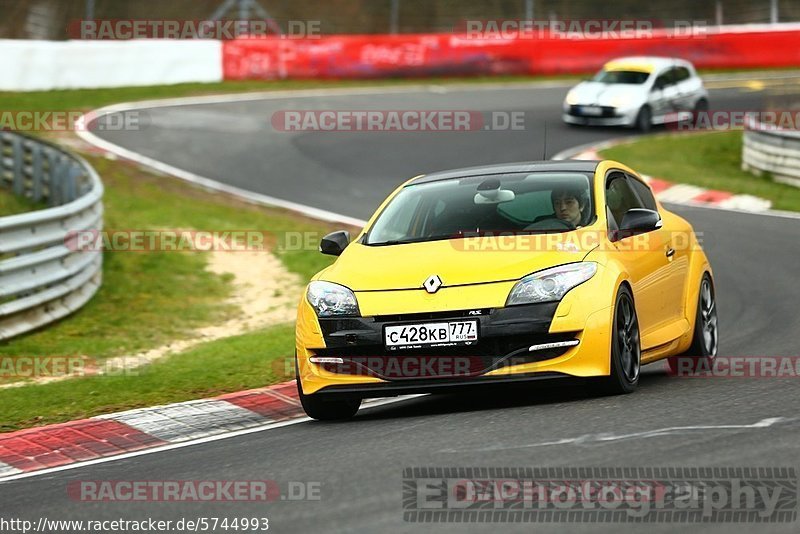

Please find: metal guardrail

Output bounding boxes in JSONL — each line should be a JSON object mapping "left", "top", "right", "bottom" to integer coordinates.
{"left": 0, "top": 131, "right": 104, "bottom": 340}
{"left": 742, "top": 120, "right": 800, "bottom": 188}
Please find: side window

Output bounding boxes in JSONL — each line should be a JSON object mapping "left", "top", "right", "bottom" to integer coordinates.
{"left": 379, "top": 192, "right": 423, "bottom": 241}
{"left": 627, "top": 175, "right": 658, "bottom": 211}
{"left": 674, "top": 67, "right": 690, "bottom": 83}
{"left": 606, "top": 173, "right": 644, "bottom": 230}
{"left": 654, "top": 69, "right": 673, "bottom": 90}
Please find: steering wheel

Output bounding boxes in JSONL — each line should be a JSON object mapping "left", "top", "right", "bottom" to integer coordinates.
{"left": 524, "top": 217, "right": 575, "bottom": 231}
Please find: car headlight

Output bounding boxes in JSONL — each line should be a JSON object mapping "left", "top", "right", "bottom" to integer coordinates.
{"left": 506, "top": 262, "right": 597, "bottom": 306}
{"left": 565, "top": 90, "right": 579, "bottom": 106}
{"left": 306, "top": 281, "right": 360, "bottom": 317}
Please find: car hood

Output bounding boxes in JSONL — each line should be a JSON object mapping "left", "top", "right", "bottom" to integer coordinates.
{"left": 569, "top": 82, "right": 644, "bottom": 106}
{"left": 319, "top": 236, "right": 596, "bottom": 291}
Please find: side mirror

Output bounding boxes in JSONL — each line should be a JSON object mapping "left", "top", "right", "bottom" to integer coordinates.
{"left": 319, "top": 230, "right": 350, "bottom": 256}
{"left": 617, "top": 208, "right": 662, "bottom": 239}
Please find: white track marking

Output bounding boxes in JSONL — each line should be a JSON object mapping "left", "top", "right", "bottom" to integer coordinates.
{"left": 0, "top": 461, "right": 22, "bottom": 477}
{"left": 0, "top": 395, "right": 420, "bottom": 483}
{"left": 96, "top": 399, "right": 270, "bottom": 442}
{"left": 441, "top": 417, "right": 793, "bottom": 453}
{"left": 654, "top": 184, "right": 708, "bottom": 203}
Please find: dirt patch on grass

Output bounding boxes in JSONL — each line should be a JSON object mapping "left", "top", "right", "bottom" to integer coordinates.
{"left": 1, "top": 249, "right": 303, "bottom": 388}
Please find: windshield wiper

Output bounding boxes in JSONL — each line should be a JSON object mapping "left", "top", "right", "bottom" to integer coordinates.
{"left": 366, "top": 235, "right": 457, "bottom": 246}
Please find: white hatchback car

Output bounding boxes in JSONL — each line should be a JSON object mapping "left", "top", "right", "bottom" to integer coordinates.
{"left": 562, "top": 56, "right": 708, "bottom": 132}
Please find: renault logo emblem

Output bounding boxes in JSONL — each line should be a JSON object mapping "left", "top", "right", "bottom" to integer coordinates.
{"left": 423, "top": 274, "right": 443, "bottom": 294}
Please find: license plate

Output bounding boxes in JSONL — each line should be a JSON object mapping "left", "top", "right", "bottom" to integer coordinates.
{"left": 384, "top": 320, "right": 478, "bottom": 350}
{"left": 579, "top": 106, "right": 603, "bottom": 116}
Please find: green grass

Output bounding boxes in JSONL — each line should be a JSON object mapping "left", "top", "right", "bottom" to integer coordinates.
{"left": 0, "top": 151, "right": 347, "bottom": 429}
{"left": 0, "top": 187, "right": 47, "bottom": 216}
{"left": 0, "top": 325, "right": 295, "bottom": 432}
{"left": 0, "top": 152, "right": 346, "bottom": 369}
{"left": 601, "top": 131, "right": 800, "bottom": 212}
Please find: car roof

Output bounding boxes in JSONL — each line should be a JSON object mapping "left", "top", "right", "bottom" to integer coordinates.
{"left": 603, "top": 56, "right": 691, "bottom": 73}
{"left": 408, "top": 160, "right": 601, "bottom": 185}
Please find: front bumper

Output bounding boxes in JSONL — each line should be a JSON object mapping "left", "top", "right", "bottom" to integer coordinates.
{"left": 297, "top": 296, "right": 615, "bottom": 396}
{"left": 562, "top": 104, "right": 637, "bottom": 127}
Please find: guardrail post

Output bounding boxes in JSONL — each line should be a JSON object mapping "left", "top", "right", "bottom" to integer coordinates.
{"left": 30, "top": 142, "right": 44, "bottom": 202}
{"left": 11, "top": 135, "right": 23, "bottom": 197}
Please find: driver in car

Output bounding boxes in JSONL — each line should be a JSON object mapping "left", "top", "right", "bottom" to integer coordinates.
{"left": 531, "top": 185, "right": 589, "bottom": 228}
{"left": 552, "top": 186, "right": 587, "bottom": 227}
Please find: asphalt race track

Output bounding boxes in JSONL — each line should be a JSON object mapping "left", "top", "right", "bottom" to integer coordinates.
{"left": 3, "top": 81, "right": 800, "bottom": 533}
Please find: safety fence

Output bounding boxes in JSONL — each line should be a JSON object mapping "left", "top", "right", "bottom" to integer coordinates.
{"left": 0, "top": 131, "right": 104, "bottom": 340}
{"left": 743, "top": 120, "right": 800, "bottom": 188}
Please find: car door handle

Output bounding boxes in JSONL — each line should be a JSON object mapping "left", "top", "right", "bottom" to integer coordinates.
{"left": 665, "top": 247, "right": 675, "bottom": 258}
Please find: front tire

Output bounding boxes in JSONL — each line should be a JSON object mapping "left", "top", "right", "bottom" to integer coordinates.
{"left": 667, "top": 274, "right": 718, "bottom": 375}
{"left": 295, "top": 358, "right": 361, "bottom": 421}
{"left": 596, "top": 285, "right": 641, "bottom": 394}
{"left": 635, "top": 105, "right": 652, "bottom": 133}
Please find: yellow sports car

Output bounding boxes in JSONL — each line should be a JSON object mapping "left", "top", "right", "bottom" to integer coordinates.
{"left": 295, "top": 160, "right": 718, "bottom": 420}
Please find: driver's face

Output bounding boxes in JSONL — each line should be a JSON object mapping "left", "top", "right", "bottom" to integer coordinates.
{"left": 553, "top": 195, "right": 582, "bottom": 226}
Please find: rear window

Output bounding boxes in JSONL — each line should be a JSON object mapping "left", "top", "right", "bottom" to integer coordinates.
{"left": 365, "top": 172, "right": 596, "bottom": 246}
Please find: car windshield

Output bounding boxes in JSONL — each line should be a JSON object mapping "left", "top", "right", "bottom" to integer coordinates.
{"left": 593, "top": 69, "right": 650, "bottom": 84}
{"left": 365, "top": 172, "right": 595, "bottom": 246}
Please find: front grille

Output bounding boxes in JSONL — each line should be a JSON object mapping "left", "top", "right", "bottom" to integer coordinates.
{"left": 568, "top": 105, "right": 617, "bottom": 118}
{"left": 313, "top": 333, "right": 578, "bottom": 380}
{"left": 373, "top": 308, "right": 491, "bottom": 323}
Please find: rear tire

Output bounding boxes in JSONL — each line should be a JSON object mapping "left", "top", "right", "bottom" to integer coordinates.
{"left": 667, "top": 274, "right": 718, "bottom": 375}
{"left": 296, "top": 357, "right": 361, "bottom": 421}
{"left": 694, "top": 98, "right": 709, "bottom": 114}
{"left": 688, "top": 98, "right": 709, "bottom": 129}
{"left": 596, "top": 285, "right": 641, "bottom": 395}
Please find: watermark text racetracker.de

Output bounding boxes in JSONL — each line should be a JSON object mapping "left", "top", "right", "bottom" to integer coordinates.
{"left": 403, "top": 467, "right": 798, "bottom": 522}
{"left": 273, "top": 230, "right": 705, "bottom": 253}
{"left": 65, "top": 230, "right": 271, "bottom": 252}
{"left": 69, "top": 19, "right": 321, "bottom": 40}
{"left": 271, "top": 110, "right": 526, "bottom": 132}
{"left": 68, "top": 479, "right": 320, "bottom": 502}
{"left": 0, "top": 355, "right": 137, "bottom": 379}
{"left": 457, "top": 19, "right": 709, "bottom": 39}
{"left": 0, "top": 110, "right": 144, "bottom": 132}
{"left": 668, "top": 110, "right": 800, "bottom": 131}
{"left": 669, "top": 356, "right": 800, "bottom": 378}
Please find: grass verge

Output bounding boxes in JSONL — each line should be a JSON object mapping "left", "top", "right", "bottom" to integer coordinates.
{"left": 600, "top": 130, "right": 800, "bottom": 212}
{"left": 0, "top": 187, "right": 47, "bottom": 216}
{"left": 0, "top": 152, "right": 347, "bottom": 365}
{"left": 0, "top": 325, "right": 295, "bottom": 432}
{"left": 0, "top": 144, "right": 355, "bottom": 431}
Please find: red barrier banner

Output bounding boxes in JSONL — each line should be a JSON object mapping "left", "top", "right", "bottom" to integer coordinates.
{"left": 222, "top": 27, "right": 800, "bottom": 80}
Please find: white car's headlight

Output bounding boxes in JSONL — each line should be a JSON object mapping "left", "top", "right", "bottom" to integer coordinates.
{"left": 565, "top": 89, "right": 579, "bottom": 106}
{"left": 306, "top": 281, "right": 360, "bottom": 317}
{"left": 506, "top": 262, "right": 597, "bottom": 306}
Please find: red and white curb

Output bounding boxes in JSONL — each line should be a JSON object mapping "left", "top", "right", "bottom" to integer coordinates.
{"left": 569, "top": 147, "right": 771, "bottom": 212}
{"left": 0, "top": 381, "right": 308, "bottom": 479}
